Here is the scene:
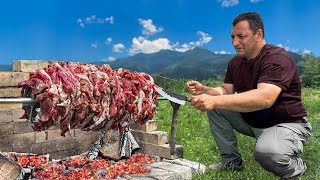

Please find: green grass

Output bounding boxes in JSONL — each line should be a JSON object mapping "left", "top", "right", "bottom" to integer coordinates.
{"left": 154, "top": 86, "right": 320, "bottom": 180}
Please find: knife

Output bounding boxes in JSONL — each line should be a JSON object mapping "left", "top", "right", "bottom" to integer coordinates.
{"left": 155, "top": 86, "right": 192, "bottom": 105}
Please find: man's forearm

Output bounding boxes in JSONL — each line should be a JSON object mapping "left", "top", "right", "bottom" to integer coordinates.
{"left": 213, "top": 92, "right": 268, "bottom": 112}
{"left": 203, "top": 86, "right": 230, "bottom": 96}
{"left": 213, "top": 83, "right": 281, "bottom": 112}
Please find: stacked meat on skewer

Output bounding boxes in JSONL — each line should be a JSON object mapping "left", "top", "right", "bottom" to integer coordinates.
{"left": 18, "top": 62, "right": 158, "bottom": 136}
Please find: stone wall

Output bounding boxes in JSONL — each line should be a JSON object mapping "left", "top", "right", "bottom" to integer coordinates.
{"left": 0, "top": 60, "right": 183, "bottom": 160}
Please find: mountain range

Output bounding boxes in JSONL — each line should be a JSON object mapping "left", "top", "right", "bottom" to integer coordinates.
{"left": 1, "top": 47, "right": 303, "bottom": 81}
{"left": 94, "top": 47, "right": 303, "bottom": 80}
{"left": 0, "top": 64, "right": 12, "bottom": 72}
{"left": 93, "top": 47, "right": 234, "bottom": 80}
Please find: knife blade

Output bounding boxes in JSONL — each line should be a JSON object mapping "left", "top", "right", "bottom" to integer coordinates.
{"left": 155, "top": 86, "right": 192, "bottom": 105}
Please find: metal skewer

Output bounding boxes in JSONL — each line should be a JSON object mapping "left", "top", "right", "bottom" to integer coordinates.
{"left": 0, "top": 98, "right": 38, "bottom": 105}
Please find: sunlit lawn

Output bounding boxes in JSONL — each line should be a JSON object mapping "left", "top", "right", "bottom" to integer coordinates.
{"left": 154, "top": 87, "right": 320, "bottom": 180}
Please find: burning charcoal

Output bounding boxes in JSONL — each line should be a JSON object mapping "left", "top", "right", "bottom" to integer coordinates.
{"left": 6, "top": 152, "right": 155, "bottom": 179}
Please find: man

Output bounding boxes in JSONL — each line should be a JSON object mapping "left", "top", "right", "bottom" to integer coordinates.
{"left": 186, "top": 12, "right": 312, "bottom": 179}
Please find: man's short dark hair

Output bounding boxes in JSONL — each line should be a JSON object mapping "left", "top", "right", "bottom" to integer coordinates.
{"left": 232, "top": 12, "right": 264, "bottom": 38}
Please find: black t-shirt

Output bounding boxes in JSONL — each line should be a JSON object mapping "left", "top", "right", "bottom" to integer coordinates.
{"left": 224, "top": 44, "right": 307, "bottom": 128}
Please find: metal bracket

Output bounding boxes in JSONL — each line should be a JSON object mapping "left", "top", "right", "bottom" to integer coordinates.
{"left": 157, "top": 97, "right": 181, "bottom": 158}
{"left": 0, "top": 87, "right": 40, "bottom": 123}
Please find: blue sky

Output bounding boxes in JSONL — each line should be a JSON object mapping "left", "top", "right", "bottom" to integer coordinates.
{"left": 0, "top": 0, "right": 319, "bottom": 65}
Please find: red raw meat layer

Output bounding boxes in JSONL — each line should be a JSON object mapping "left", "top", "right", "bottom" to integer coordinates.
{"left": 18, "top": 62, "right": 158, "bottom": 136}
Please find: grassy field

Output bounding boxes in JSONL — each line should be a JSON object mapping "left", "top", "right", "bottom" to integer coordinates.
{"left": 154, "top": 81, "right": 320, "bottom": 180}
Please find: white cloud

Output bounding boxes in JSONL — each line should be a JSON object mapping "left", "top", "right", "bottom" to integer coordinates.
{"left": 105, "top": 37, "right": 112, "bottom": 44}
{"left": 250, "top": 0, "right": 263, "bottom": 3}
{"left": 276, "top": 44, "right": 289, "bottom": 51}
{"left": 291, "top": 48, "right": 312, "bottom": 55}
{"left": 76, "top": 19, "right": 85, "bottom": 28}
{"left": 196, "top": 31, "right": 212, "bottom": 45}
{"left": 174, "top": 31, "right": 212, "bottom": 52}
{"left": 108, "top": 56, "right": 116, "bottom": 61}
{"left": 175, "top": 43, "right": 191, "bottom": 52}
{"left": 137, "top": 36, "right": 146, "bottom": 42}
{"left": 276, "top": 44, "right": 312, "bottom": 55}
{"left": 129, "top": 37, "right": 172, "bottom": 55}
{"left": 91, "top": 42, "right": 98, "bottom": 48}
{"left": 128, "top": 30, "right": 212, "bottom": 55}
{"left": 302, "top": 49, "right": 312, "bottom": 55}
{"left": 113, "top": 43, "right": 125, "bottom": 53}
{"left": 217, "top": 0, "right": 262, "bottom": 7}
{"left": 291, "top": 48, "right": 300, "bottom": 53}
{"left": 215, "top": 50, "right": 231, "bottom": 55}
{"left": 138, "top": 19, "right": 164, "bottom": 35}
{"left": 101, "top": 56, "right": 117, "bottom": 62}
{"left": 218, "top": 0, "right": 239, "bottom": 7}
{"left": 77, "top": 15, "right": 114, "bottom": 28}
{"left": 105, "top": 16, "right": 114, "bottom": 24}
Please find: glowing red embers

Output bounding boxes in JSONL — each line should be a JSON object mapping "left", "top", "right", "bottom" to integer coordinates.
{"left": 10, "top": 153, "right": 155, "bottom": 179}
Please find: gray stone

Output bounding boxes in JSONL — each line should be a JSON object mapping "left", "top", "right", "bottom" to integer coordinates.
{"left": 147, "top": 167, "right": 182, "bottom": 180}
{"left": 139, "top": 142, "right": 183, "bottom": 159}
{"left": 12, "top": 60, "right": 55, "bottom": 72}
{"left": 0, "top": 87, "right": 21, "bottom": 97}
{"left": 118, "top": 174, "right": 155, "bottom": 180}
{"left": 163, "top": 158, "right": 206, "bottom": 176}
{"left": 13, "top": 119, "right": 34, "bottom": 134}
{"left": 99, "top": 129, "right": 121, "bottom": 160}
{"left": 0, "top": 72, "right": 29, "bottom": 87}
{"left": 151, "top": 161, "right": 192, "bottom": 180}
{"left": 132, "top": 130, "right": 168, "bottom": 145}
{"left": 0, "top": 103, "right": 22, "bottom": 110}
{"left": 131, "top": 120, "right": 158, "bottom": 132}
{"left": 121, "top": 168, "right": 182, "bottom": 180}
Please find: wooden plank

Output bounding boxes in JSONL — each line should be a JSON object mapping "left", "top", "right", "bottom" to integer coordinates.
{"left": 0, "top": 153, "right": 21, "bottom": 180}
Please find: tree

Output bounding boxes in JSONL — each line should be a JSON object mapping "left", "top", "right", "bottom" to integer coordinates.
{"left": 300, "top": 55, "right": 320, "bottom": 87}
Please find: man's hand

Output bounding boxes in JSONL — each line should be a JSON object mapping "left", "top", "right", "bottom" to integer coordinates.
{"left": 186, "top": 81, "right": 206, "bottom": 95}
{"left": 190, "top": 82, "right": 282, "bottom": 112}
{"left": 190, "top": 94, "right": 216, "bottom": 112}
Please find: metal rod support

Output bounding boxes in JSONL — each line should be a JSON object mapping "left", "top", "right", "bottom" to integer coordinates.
{"left": 0, "top": 98, "right": 38, "bottom": 105}
{"left": 169, "top": 101, "right": 180, "bottom": 159}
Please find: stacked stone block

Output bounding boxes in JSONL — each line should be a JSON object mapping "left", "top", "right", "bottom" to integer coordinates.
{"left": 0, "top": 60, "right": 100, "bottom": 160}
{"left": 131, "top": 120, "right": 184, "bottom": 159}
{"left": 0, "top": 60, "right": 184, "bottom": 160}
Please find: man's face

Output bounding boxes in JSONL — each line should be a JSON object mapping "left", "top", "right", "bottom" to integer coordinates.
{"left": 231, "top": 21, "right": 259, "bottom": 59}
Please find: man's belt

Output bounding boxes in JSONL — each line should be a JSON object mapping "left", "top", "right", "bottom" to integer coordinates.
{"left": 292, "top": 116, "right": 308, "bottom": 123}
